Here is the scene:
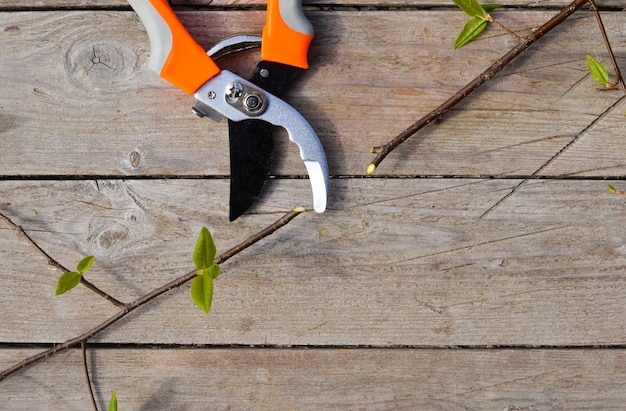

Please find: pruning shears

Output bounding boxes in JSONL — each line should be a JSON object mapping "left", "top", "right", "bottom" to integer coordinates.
{"left": 127, "top": 0, "right": 328, "bottom": 220}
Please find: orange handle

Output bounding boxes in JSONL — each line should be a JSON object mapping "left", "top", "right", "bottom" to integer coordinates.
{"left": 261, "top": 0, "right": 314, "bottom": 69}
{"left": 128, "top": 0, "right": 220, "bottom": 94}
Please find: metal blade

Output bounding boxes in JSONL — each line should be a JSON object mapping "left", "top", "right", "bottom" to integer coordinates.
{"left": 193, "top": 70, "right": 329, "bottom": 219}
{"left": 228, "top": 119, "right": 272, "bottom": 221}
{"left": 227, "top": 61, "right": 302, "bottom": 221}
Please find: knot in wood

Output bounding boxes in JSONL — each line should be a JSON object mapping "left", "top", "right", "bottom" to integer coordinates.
{"left": 129, "top": 150, "right": 141, "bottom": 168}
{"left": 64, "top": 40, "right": 134, "bottom": 90}
{"left": 86, "top": 180, "right": 155, "bottom": 258}
{"left": 98, "top": 228, "right": 128, "bottom": 250}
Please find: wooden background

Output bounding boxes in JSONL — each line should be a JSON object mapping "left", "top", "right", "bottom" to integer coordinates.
{"left": 2, "top": 0, "right": 626, "bottom": 409}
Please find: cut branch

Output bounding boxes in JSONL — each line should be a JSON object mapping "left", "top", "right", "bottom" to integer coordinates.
{"left": 367, "top": 0, "right": 591, "bottom": 174}
{"left": 81, "top": 342, "right": 99, "bottom": 411}
{"left": 589, "top": 0, "right": 626, "bottom": 93}
{"left": 0, "top": 212, "right": 125, "bottom": 308}
{"left": 0, "top": 207, "right": 305, "bottom": 381}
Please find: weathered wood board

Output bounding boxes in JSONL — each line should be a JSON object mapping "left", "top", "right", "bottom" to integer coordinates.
{"left": 2, "top": 10, "right": 626, "bottom": 178}
{"left": 2, "top": 347, "right": 626, "bottom": 410}
{"left": 2, "top": 1, "right": 626, "bottom": 409}
{"left": 1, "top": 179, "right": 626, "bottom": 347}
{"left": 3, "top": 0, "right": 623, "bottom": 9}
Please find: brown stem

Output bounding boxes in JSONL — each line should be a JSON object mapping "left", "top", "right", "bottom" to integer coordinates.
{"left": 367, "top": 0, "right": 591, "bottom": 175}
{"left": 589, "top": 0, "right": 626, "bottom": 93}
{"left": 0, "top": 207, "right": 305, "bottom": 381}
{"left": 214, "top": 207, "right": 305, "bottom": 264}
{"left": 0, "top": 212, "right": 125, "bottom": 308}
{"left": 80, "top": 278, "right": 125, "bottom": 308}
{"left": 489, "top": 17, "right": 524, "bottom": 41}
{"left": 82, "top": 342, "right": 99, "bottom": 411}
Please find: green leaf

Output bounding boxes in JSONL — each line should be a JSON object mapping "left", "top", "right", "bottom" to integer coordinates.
{"left": 482, "top": 3, "right": 502, "bottom": 13}
{"left": 586, "top": 55, "right": 610, "bottom": 87}
{"left": 454, "top": 0, "right": 488, "bottom": 18}
{"left": 190, "top": 273, "right": 214, "bottom": 314}
{"left": 190, "top": 227, "right": 220, "bottom": 314}
{"left": 108, "top": 392, "right": 117, "bottom": 411}
{"left": 76, "top": 255, "right": 95, "bottom": 274}
{"left": 193, "top": 227, "right": 216, "bottom": 271}
{"left": 207, "top": 263, "right": 220, "bottom": 280}
{"left": 55, "top": 271, "right": 82, "bottom": 296}
{"left": 608, "top": 183, "right": 616, "bottom": 193}
{"left": 454, "top": 17, "right": 488, "bottom": 49}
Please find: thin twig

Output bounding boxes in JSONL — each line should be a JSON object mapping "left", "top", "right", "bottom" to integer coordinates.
{"left": 589, "top": 0, "right": 626, "bottom": 93}
{"left": 0, "top": 212, "right": 125, "bottom": 308}
{"left": 214, "top": 207, "right": 305, "bottom": 264}
{"left": 82, "top": 342, "right": 99, "bottom": 411}
{"left": 367, "top": 0, "right": 591, "bottom": 174}
{"left": 478, "top": 2, "right": 626, "bottom": 218}
{"left": 80, "top": 278, "right": 125, "bottom": 308}
{"left": 480, "top": 93, "right": 626, "bottom": 218}
{"left": 489, "top": 17, "right": 524, "bottom": 41}
{"left": 0, "top": 213, "right": 69, "bottom": 273}
{"left": 0, "top": 207, "right": 305, "bottom": 381}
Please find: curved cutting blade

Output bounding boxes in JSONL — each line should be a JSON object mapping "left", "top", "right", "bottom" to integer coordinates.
{"left": 227, "top": 119, "right": 273, "bottom": 221}
{"left": 227, "top": 61, "right": 302, "bottom": 221}
{"left": 193, "top": 70, "right": 329, "bottom": 218}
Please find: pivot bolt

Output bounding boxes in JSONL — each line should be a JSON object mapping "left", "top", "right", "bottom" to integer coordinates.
{"left": 243, "top": 93, "right": 263, "bottom": 112}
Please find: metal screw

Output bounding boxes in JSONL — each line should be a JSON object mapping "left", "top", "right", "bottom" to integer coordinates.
{"left": 259, "top": 68, "right": 270, "bottom": 78}
{"left": 207, "top": 91, "right": 216, "bottom": 99}
{"left": 226, "top": 82, "right": 244, "bottom": 102}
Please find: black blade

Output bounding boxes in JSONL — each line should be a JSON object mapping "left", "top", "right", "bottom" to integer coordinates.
{"left": 228, "top": 61, "right": 302, "bottom": 221}
{"left": 228, "top": 119, "right": 273, "bottom": 221}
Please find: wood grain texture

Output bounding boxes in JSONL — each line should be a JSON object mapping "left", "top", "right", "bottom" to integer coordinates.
{"left": 3, "top": 3, "right": 626, "bottom": 410}
{"left": 1, "top": 179, "right": 625, "bottom": 346}
{"left": 2, "top": 347, "right": 626, "bottom": 410}
{"left": 3, "top": 0, "right": 623, "bottom": 9}
{"left": 2, "top": 10, "right": 626, "bottom": 177}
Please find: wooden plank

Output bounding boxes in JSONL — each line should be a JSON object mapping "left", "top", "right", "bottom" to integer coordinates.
{"left": 2, "top": 347, "right": 626, "bottom": 410}
{"left": 2, "top": 10, "right": 625, "bottom": 177}
{"left": 1, "top": 178, "right": 625, "bottom": 346}
{"left": 2, "top": 3, "right": 625, "bottom": 409}
{"left": 538, "top": 99, "right": 626, "bottom": 177}
{"left": 4, "top": 0, "right": 622, "bottom": 9}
